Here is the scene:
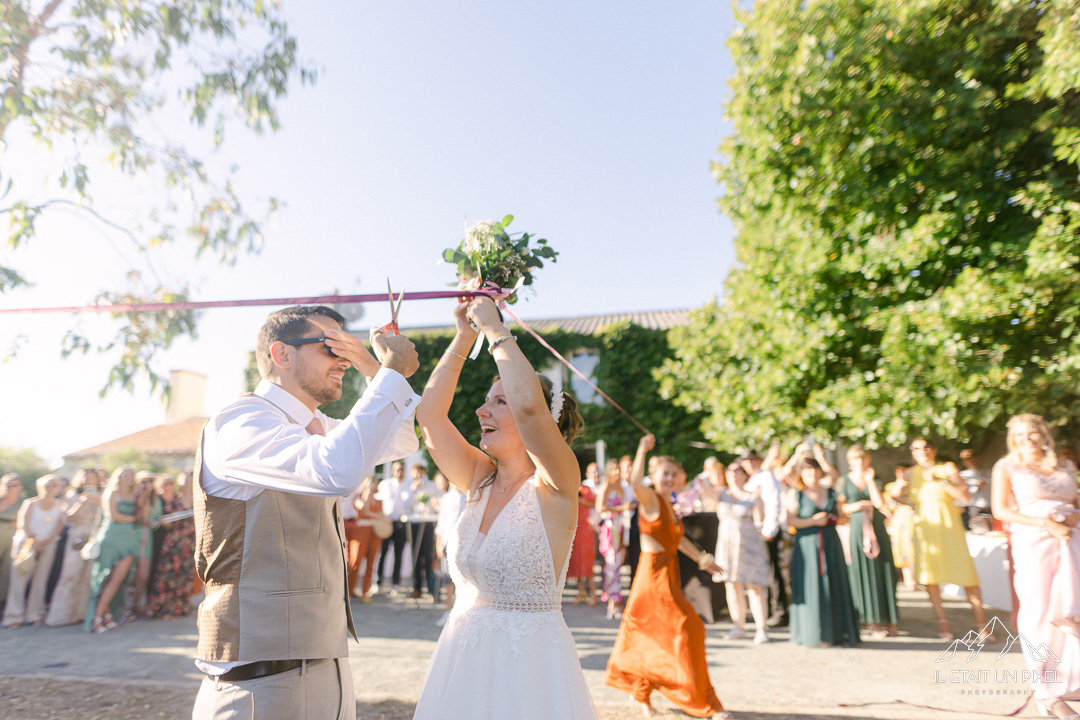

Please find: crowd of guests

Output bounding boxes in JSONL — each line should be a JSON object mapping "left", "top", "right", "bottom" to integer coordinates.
{"left": 566, "top": 414, "right": 1080, "bottom": 718}
{"left": 4, "top": 413, "right": 1078, "bottom": 716}
{"left": 562, "top": 421, "right": 1072, "bottom": 654}
{"left": 0, "top": 467, "right": 197, "bottom": 632}
{"left": 0, "top": 458, "right": 471, "bottom": 632}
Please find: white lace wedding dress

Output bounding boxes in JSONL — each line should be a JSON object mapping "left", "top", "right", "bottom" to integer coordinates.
{"left": 412, "top": 476, "right": 598, "bottom": 719}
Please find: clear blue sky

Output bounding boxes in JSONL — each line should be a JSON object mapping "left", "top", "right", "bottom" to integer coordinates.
{"left": 0, "top": 1, "right": 738, "bottom": 465}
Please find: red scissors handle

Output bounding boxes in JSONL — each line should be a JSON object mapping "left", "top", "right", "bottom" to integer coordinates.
{"left": 377, "top": 320, "right": 400, "bottom": 337}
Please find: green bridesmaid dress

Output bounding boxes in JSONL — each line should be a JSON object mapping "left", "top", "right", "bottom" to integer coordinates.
{"left": 789, "top": 488, "right": 860, "bottom": 647}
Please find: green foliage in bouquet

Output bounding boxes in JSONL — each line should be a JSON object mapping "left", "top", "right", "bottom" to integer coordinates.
{"left": 442, "top": 215, "right": 558, "bottom": 304}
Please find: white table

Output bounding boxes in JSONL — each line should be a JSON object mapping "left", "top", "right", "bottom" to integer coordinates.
{"left": 942, "top": 532, "right": 1012, "bottom": 611}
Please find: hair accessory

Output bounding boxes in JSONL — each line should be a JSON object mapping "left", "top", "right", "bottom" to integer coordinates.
{"left": 550, "top": 381, "right": 565, "bottom": 424}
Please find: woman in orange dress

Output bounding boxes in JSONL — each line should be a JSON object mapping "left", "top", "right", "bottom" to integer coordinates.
{"left": 605, "top": 435, "right": 732, "bottom": 719}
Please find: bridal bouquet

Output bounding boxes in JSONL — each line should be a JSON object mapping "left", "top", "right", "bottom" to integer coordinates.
{"left": 442, "top": 215, "right": 557, "bottom": 304}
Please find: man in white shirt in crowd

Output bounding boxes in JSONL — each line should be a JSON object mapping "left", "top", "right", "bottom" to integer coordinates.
{"left": 406, "top": 462, "right": 442, "bottom": 600}
{"left": 192, "top": 304, "right": 420, "bottom": 720}
{"left": 741, "top": 446, "right": 790, "bottom": 627}
{"left": 375, "top": 460, "right": 411, "bottom": 594}
{"left": 958, "top": 449, "right": 990, "bottom": 529}
{"left": 433, "top": 471, "right": 465, "bottom": 626}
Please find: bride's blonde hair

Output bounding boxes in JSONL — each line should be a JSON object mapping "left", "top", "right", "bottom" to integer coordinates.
{"left": 1005, "top": 414, "right": 1058, "bottom": 473}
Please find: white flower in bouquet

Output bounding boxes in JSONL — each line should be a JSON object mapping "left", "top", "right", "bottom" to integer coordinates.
{"left": 442, "top": 214, "right": 558, "bottom": 304}
{"left": 462, "top": 221, "right": 503, "bottom": 255}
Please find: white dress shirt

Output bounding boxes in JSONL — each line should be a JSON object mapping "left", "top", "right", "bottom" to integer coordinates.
{"left": 376, "top": 478, "right": 411, "bottom": 521}
{"left": 746, "top": 468, "right": 786, "bottom": 540}
{"left": 200, "top": 369, "right": 420, "bottom": 501}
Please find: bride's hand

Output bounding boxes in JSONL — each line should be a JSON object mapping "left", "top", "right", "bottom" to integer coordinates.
{"left": 453, "top": 298, "right": 480, "bottom": 339}
{"left": 466, "top": 296, "right": 505, "bottom": 336}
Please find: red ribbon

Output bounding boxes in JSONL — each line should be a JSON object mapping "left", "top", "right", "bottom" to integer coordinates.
{"left": 498, "top": 303, "right": 653, "bottom": 436}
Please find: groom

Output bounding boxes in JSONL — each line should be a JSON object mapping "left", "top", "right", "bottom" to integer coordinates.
{"left": 191, "top": 305, "right": 420, "bottom": 720}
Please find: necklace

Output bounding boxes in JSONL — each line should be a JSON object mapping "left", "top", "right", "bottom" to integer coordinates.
{"left": 496, "top": 468, "right": 533, "bottom": 493}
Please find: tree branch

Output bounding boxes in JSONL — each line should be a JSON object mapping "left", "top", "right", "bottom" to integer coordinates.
{"left": 1, "top": 0, "right": 66, "bottom": 139}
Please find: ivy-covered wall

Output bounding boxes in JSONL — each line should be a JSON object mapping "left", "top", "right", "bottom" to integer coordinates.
{"left": 245, "top": 321, "right": 712, "bottom": 471}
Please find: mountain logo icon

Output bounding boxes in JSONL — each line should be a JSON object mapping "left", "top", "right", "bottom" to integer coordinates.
{"left": 935, "top": 617, "right": 1061, "bottom": 664}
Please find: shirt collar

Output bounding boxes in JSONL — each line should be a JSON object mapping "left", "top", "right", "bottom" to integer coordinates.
{"left": 255, "top": 379, "right": 316, "bottom": 428}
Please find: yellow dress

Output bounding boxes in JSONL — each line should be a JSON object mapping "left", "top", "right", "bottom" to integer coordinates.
{"left": 910, "top": 465, "right": 979, "bottom": 587}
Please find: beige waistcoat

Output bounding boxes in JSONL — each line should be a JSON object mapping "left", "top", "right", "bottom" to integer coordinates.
{"left": 192, "top": 399, "right": 356, "bottom": 663}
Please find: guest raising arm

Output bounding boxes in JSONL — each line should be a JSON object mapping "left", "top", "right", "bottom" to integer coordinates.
{"left": 605, "top": 434, "right": 732, "bottom": 720}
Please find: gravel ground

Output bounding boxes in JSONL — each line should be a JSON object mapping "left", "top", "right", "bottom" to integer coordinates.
{"left": 0, "top": 586, "right": 1031, "bottom": 720}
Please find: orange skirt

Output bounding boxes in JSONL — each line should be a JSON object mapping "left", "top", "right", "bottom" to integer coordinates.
{"left": 604, "top": 549, "right": 724, "bottom": 717}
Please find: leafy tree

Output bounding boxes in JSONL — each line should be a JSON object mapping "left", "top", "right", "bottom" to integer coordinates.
{"left": 98, "top": 445, "right": 170, "bottom": 474}
{"left": 2, "top": 0, "right": 314, "bottom": 393}
{"left": 0, "top": 445, "right": 53, "bottom": 495}
{"left": 0, "top": 444, "right": 52, "bottom": 475}
{"left": 660, "top": 0, "right": 1080, "bottom": 449}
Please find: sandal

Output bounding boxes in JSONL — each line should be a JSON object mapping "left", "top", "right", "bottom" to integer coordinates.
{"left": 1037, "top": 698, "right": 1080, "bottom": 719}
{"left": 91, "top": 616, "right": 112, "bottom": 634}
{"left": 937, "top": 619, "right": 954, "bottom": 642}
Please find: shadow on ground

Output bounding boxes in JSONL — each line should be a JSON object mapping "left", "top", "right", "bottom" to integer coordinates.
{"left": 0, "top": 676, "right": 907, "bottom": 720}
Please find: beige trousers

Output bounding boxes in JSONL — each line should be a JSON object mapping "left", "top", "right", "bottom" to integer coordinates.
{"left": 192, "top": 658, "right": 355, "bottom": 720}
{"left": 2, "top": 537, "right": 58, "bottom": 625}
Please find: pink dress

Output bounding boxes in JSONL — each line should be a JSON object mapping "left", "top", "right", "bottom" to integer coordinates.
{"left": 997, "top": 458, "right": 1080, "bottom": 700}
{"left": 598, "top": 488, "right": 628, "bottom": 603}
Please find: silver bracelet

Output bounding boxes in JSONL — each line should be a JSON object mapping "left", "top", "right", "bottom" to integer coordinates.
{"left": 488, "top": 334, "right": 516, "bottom": 354}
{"left": 445, "top": 349, "right": 468, "bottom": 361}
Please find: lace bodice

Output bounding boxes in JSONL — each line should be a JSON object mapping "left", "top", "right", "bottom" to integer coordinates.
{"left": 448, "top": 477, "right": 570, "bottom": 613}
{"left": 995, "top": 458, "right": 1077, "bottom": 517}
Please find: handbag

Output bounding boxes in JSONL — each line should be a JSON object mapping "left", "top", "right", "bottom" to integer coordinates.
{"left": 13, "top": 538, "right": 37, "bottom": 577}
{"left": 79, "top": 538, "right": 101, "bottom": 561}
{"left": 373, "top": 516, "right": 393, "bottom": 540}
{"left": 862, "top": 517, "right": 880, "bottom": 559}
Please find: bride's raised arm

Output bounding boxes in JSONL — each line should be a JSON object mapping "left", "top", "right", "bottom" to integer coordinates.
{"left": 417, "top": 300, "right": 491, "bottom": 493}
{"left": 467, "top": 297, "right": 580, "bottom": 498}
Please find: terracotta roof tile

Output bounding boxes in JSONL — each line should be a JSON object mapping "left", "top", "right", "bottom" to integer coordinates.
{"left": 65, "top": 417, "right": 208, "bottom": 459}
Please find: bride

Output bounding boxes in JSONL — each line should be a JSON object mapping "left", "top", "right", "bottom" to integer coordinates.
{"left": 412, "top": 296, "right": 598, "bottom": 720}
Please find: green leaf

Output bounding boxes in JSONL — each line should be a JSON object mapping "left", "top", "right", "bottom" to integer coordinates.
{"left": 501, "top": 214, "right": 514, "bottom": 228}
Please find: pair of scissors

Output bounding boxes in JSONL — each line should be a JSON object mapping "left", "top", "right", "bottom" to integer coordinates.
{"left": 379, "top": 278, "right": 406, "bottom": 336}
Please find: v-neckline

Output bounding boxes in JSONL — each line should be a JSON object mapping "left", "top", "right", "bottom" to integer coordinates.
{"left": 476, "top": 476, "right": 531, "bottom": 537}
{"left": 804, "top": 487, "right": 829, "bottom": 511}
